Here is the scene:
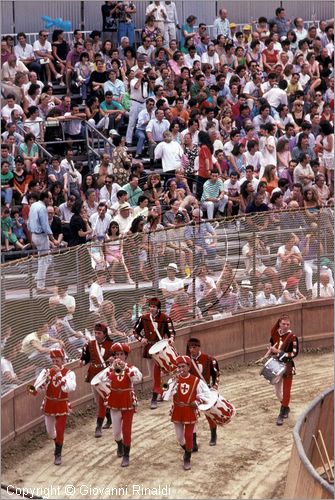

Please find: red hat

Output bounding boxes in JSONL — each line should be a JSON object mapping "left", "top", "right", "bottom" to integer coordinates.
{"left": 50, "top": 348, "right": 65, "bottom": 359}
{"left": 187, "top": 338, "right": 201, "bottom": 347}
{"left": 148, "top": 297, "right": 161, "bottom": 309}
{"left": 111, "top": 343, "right": 131, "bottom": 354}
{"left": 176, "top": 355, "right": 192, "bottom": 366}
{"left": 286, "top": 277, "right": 299, "bottom": 288}
{"left": 94, "top": 322, "right": 108, "bottom": 335}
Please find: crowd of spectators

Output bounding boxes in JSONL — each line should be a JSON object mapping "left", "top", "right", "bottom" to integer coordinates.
{"left": 1, "top": 3, "right": 334, "bottom": 389}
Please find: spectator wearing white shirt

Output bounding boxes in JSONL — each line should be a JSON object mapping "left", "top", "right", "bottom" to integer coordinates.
{"left": 184, "top": 45, "right": 201, "bottom": 69}
{"left": 263, "top": 81, "right": 288, "bottom": 109}
{"left": 125, "top": 68, "right": 148, "bottom": 145}
{"left": 293, "top": 17, "right": 308, "bottom": 42}
{"left": 112, "top": 202, "right": 134, "bottom": 234}
{"left": 60, "top": 149, "right": 82, "bottom": 199}
{"left": 1, "top": 94, "right": 24, "bottom": 124}
{"left": 154, "top": 130, "right": 183, "bottom": 175}
{"left": 21, "top": 72, "right": 44, "bottom": 96}
{"left": 253, "top": 104, "right": 276, "bottom": 132}
{"left": 89, "top": 272, "right": 105, "bottom": 312}
{"left": 159, "top": 263, "right": 184, "bottom": 314}
{"left": 256, "top": 283, "right": 278, "bottom": 308}
{"left": 164, "top": 1, "right": 180, "bottom": 46}
{"left": 201, "top": 44, "right": 220, "bottom": 70}
{"left": 33, "top": 30, "right": 62, "bottom": 85}
{"left": 312, "top": 271, "right": 334, "bottom": 299}
{"left": 146, "top": 108, "right": 170, "bottom": 161}
{"left": 99, "top": 174, "right": 122, "bottom": 209}
{"left": 58, "top": 196, "right": 76, "bottom": 223}
{"left": 90, "top": 202, "right": 112, "bottom": 241}
{"left": 243, "top": 141, "right": 263, "bottom": 175}
{"left": 14, "top": 32, "right": 41, "bottom": 75}
{"left": 145, "top": 1, "right": 168, "bottom": 39}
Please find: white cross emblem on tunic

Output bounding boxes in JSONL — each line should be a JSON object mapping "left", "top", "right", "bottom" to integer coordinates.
{"left": 181, "top": 383, "right": 189, "bottom": 394}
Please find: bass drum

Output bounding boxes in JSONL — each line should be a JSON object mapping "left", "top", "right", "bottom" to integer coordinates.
{"left": 91, "top": 367, "right": 111, "bottom": 398}
{"left": 148, "top": 339, "right": 179, "bottom": 373}
{"left": 199, "top": 390, "right": 236, "bottom": 427}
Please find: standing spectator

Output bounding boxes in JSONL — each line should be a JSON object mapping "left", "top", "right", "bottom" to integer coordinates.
{"left": 213, "top": 9, "right": 230, "bottom": 38}
{"left": 164, "top": 1, "right": 180, "bottom": 46}
{"left": 28, "top": 191, "right": 59, "bottom": 292}
{"left": 196, "top": 131, "right": 215, "bottom": 199}
{"left": 146, "top": 1, "right": 168, "bottom": 41}
{"left": 269, "top": 7, "right": 292, "bottom": 40}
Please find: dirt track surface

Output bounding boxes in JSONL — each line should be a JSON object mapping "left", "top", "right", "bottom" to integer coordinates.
{"left": 2, "top": 351, "right": 333, "bottom": 500}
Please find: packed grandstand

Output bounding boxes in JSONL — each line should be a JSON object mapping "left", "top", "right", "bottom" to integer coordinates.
{"left": 1, "top": 1, "right": 334, "bottom": 393}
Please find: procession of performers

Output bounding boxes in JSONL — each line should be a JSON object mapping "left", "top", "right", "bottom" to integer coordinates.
{"left": 29, "top": 298, "right": 297, "bottom": 469}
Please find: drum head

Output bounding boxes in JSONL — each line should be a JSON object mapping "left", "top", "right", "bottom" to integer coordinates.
{"left": 198, "top": 391, "right": 218, "bottom": 411}
{"left": 148, "top": 339, "right": 169, "bottom": 355}
{"left": 91, "top": 367, "right": 109, "bottom": 386}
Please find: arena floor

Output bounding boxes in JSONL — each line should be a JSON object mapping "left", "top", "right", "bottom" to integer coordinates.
{"left": 2, "top": 351, "right": 333, "bottom": 500}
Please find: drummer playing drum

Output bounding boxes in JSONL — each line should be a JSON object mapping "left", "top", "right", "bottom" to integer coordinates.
{"left": 186, "top": 338, "right": 220, "bottom": 449}
{"left": 133, "top": 297, "right": 176, "bottom": 409}
{"left": 268, "top": 314, "right": 299, "bottom": 426}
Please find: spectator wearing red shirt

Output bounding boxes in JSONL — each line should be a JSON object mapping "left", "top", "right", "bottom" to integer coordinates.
{"left": 196, "top": 131, "right": 215, "bottom": 199}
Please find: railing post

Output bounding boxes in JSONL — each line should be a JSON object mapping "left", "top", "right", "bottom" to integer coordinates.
{"left": 252, "top": 220, "right": 256, "bottom": 309}
{"left": 317, "top": 210, "right": 321, "bottom": 298}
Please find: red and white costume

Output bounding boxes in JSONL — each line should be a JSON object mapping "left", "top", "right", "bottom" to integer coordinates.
{"left": 168, "top": 356, "right": 211, "bottom": 451}
{"left": 134, "top": 310, "right": 175, "bottom": 395}
{"left": 105, "top": 358, "right": 142, "bottom": 447}
{"left": 81, "top": 337, "right": 114, "bottom": 418}
{"left": 35, "top": 351, "right": 76, "bottom": 447}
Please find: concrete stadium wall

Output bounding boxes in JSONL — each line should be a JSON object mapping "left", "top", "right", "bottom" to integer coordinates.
{"left": 284, "top": 387, "right": 334, "bottom": 499}
{"left": 1, "top": 299, "right": 333, "bottom": 448}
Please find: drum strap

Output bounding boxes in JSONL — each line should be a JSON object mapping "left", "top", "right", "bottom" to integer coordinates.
{"left": 94, "top": 340, "right": 107, "bottom": 368}
{"left": 174, "top": 401, "right": 195, "bottom": 407}
{"left": 190, "top": 358, "right": 207, "bottom": 385}
{"left": 46, "top": 396, "right": 68, "bottom": 401}
{"left": 149, "top": 314, "right": 162, "bottom": 341}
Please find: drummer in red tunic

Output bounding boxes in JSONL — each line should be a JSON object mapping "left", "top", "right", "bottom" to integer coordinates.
{"left": 186, "top": 338, "right": 220, "bottom": 449}
{"left": 105, "top": 342, "right": 142, "bottom": 467}
{"left": 80, "top": 322, "right": 114, "bottom": 437}
{"left": 33, "top": 348, "right": 76, "bottom": 465}
{"left": 268, "top": 314, "right": 299, "bottom": 426}
{"left": 133, "top": 297, "right": 176, "bottom": 409}
{"left": 169, "top": 355, "right": 211, "bottom": 471}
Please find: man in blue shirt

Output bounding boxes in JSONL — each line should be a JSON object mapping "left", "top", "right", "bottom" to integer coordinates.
{"left": 269, "top": 8, "right": 292, "bottom": 40}
{"left": 100, "top": 91, "right": 126, "bottom": 133}
{"left": 28, "top": 191, "right": 59, "bottom": 293}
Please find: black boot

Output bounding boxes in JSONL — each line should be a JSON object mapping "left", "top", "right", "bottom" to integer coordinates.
{"left": 54, "top": 443, "right": 62, "bottom": 465}
{"left": 192, "top": 433, "right": 198, "bottom": 452}
{"left": 103, "top": 408, "right": 112, "bottom": 429}
{"left": 180, "top": 443, "right": 186, "bottom": 450}
{"left": 283, "top": 406, "right": 290, "bottom": 419}
{"left": 183, "top": 450, "right": 192, "bottom": 470}
{"left": 95, "top": 417, "right": 104, "bottom": 438}
{"left": 276, "top": 406, "right": 286, "bottom": 426}
{"left": 209, "top": 427, "right": 217, "bottom": 446}
{"left": 150, "top": 392, "right": 158, "bottom": 410}
{"left": 116, "top": 440, "right": 124, "bottom": 457}
{"left": 121, "top": 445, "right": 130, "bottom": 467}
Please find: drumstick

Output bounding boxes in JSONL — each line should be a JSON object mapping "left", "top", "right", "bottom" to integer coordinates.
{"left": 312, "top": 435, "right": 331, "bottom": 482}
{"left": 318, "top": 430, "right": 334, "bottom": 480}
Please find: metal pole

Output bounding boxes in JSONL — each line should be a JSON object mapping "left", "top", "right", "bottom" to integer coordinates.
{"left": 252, "top": 221, "right": 256, "bottom": 309}
{"left": 317, "top": 211, "right": 321, "bottom": 298}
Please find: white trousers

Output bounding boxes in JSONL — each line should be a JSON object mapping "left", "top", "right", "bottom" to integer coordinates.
{"left": 88, "top": 117, "right": 109, "bottom": 130}
{"left": 126, "top": 101, "right": 145, "bottom": 144}
{"left": 202, "top": 196, "right": 228, "bottom": 219}
{"left": 174, "top": 422, "right": 185, "bottom": 446}
{"left": 111, "top": 409, "right": 122, "bottom": 441}
{"left": 32, "top": 233, "right": 51, "bottom": 290}
{"left": 45, "top": 415, "right": 57, "bottom": 439}
{"left": 165, "top": 23, "right": 176, "bottom": 45}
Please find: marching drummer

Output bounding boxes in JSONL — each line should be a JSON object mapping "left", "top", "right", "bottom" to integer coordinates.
{"left": 30, "top": 348, "right": 76, "bottom": 465}
{"left": 268, "top": 314, "right": 299, "bottom": 426}
{"left": 133, "top": 297, "right": 176, "bottom": 409}
{"left": 80, "top": 322, "right": 114, "bottom": 437}
{"left": 105, "top": 343, "right": 142, "bottom": 467}
{"left": 186, "top": 338, "right": 220, "bottom": 448}
{"left": 168, "top": 355, "right": 211, "bottom": 471}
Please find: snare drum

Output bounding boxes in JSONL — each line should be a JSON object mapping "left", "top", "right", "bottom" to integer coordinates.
{"left": 199, "top": 390, "right": 236, "bottom": 427}
{"left": 91, "top": 367, "right": 111, "bottom": 398}
{"left": 148, "top": 339, "right": 179, "bottom": 373}
{"left": 260, "top": 357, "right": 286, "bottom": 385}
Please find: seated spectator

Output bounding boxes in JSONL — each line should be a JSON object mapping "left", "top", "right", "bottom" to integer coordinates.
{"left": 276, "top": 232, "right": 303, "bottom": 280}
{"left": 132, "top": 195, "right": 149, "bottom": 219}
{"left": 256, "top": 282, "right": 278, "bottom": 308}
{"left": 99, "top": 300, "right": 126, "bottom": 341}
{"left": 216, "top": 281, "right": 238, "bottom": 314}
{"left": 143, "top": 173, "right": 163, "bottom": 207}
{"left": 1, "top": 161, "right": 14, "bottom": 208}
{"left": 123, "top": 174, "right": 143, "bottom": 207}
{"left": 184, "top": 208, "right": 217, "bottom": 262}
{"left": 223, "top": 171, "right": 241, "bottom": 216}
{"left": 83, "top": 188, "right": 99, "bottom": 218}
{"left": 100, "top": 91, "right": 126, "bottom": 134}
{"left": 90, "top": 202, "right": 112, "bottom": 241}
{"left": 69, "top": 200, "right": 93, "bottom": 246}
{"left": 18, "top": 133, "right": 39, "bottom": 170}
{"left": 170, "top": 291, "right": 202, "bottom": 324}
{"left": 159, "top": 263, "right": 185, "bottom": 315}
{"left": 58, "top": 195, "right": 76, "bottom": 223}
{"left": 187, "top": 264, "right": 216, "bottom": 315}
{"left": 49, "top": 282, "right": 76, "bottom": 324}
{"left": 49, "top": 305, "right": 85, "bottom": 359}
{"left": 125, "top": 216, "right": 148, "bottom": 282}
{"left": 1, "top": 207, "right": 29, "bottom": 251}
{"left": 312, "top": 269, "right": 335, "bottom": 299}
{"left": 112, "top": 202, "right": 134, "bottom": 234}
{"left": 11, "top": 208, "right": 28, "bottom": 245}
{"left": 99, "top": 174, "right": 122, "bottom": 209}
{"left": 21, "top": 317, "right": 60, "bottom": 371}
{"left": 201, "top": 168, "right": 228, "bottom": 219}
{"left": 104, "top": 220, "right": 134, "bottom": 284}
{"left": 116, "top": 308, "right": 135, "bottom": 341}
{"left": 237, "top": 280, "right": 254, "bottom": 309}
{"left": 277, "top": 276, "right": 306, "bottom": 304}
{"left": 1, "top": 340, "right": 22, "bottom": 394}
